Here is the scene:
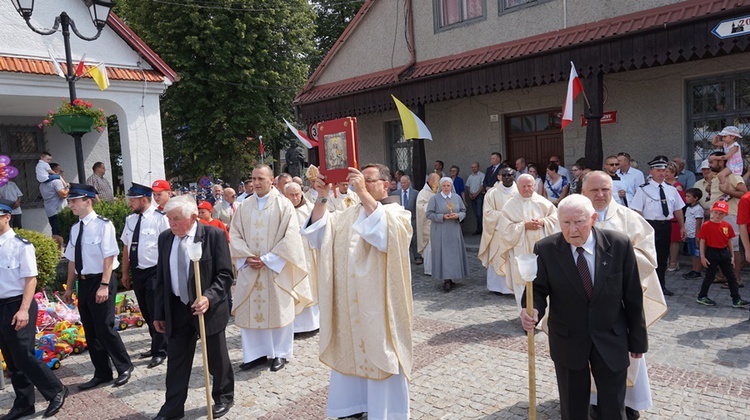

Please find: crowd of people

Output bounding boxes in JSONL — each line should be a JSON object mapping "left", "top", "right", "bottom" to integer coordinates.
{"left": 3, "top": 125, "right": 750, "bottom": 419}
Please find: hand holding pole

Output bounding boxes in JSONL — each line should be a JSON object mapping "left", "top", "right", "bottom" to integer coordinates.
{"left": 516, "top": 254, "right": 538, "bottom": 420}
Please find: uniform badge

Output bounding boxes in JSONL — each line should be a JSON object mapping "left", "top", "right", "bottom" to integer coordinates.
{"left": 723, "top": 226, "right": 729, "bottom": 236}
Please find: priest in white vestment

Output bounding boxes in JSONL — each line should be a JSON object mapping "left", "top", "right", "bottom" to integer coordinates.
{"left": 581, "top": 171, "right": 667, "bottom": 418}
{"left": 478, "top": 167, "right": 517, "bottom": 294}
{"left": 229, "top": 165, "right": 312, "bottom": 372}
{"left": 327, "top": 181, "right": 360, "bottom": 212}
{"left": 301, "top": 164, "right": 413, "bottom": 420}
{"left": 497, "top": 174, "right": 558, "bottom": 313}
{"left": 416, "top": 173, "right": 440, "bottom": 276}
{"left": 283, "top": 183, "right": 320, "bottom": 333}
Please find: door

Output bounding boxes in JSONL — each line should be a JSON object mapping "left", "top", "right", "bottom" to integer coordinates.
{"left": 506, "top": 110, "right": 564, "bottom": 168}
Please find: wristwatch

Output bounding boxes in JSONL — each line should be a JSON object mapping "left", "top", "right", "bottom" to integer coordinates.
{"left": 317, "top": 197, "right": 328, "bottom": 204}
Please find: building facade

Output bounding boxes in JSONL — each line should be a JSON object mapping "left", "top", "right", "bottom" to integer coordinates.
{"left": 0, "top": 0, "right": 177, "bottom": 232}
{"left": 294, "top": 0, "right": 750, "bottom": 202}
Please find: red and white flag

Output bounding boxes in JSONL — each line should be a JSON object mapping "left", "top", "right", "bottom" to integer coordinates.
{"left": 561, "top": 61, "right": 584, "bottom": 129}
{"left": 283, "top": 118, "right": 315, "bottom": 149}
{"left": 75, "top": 53, "right": 87, "bottom": 77}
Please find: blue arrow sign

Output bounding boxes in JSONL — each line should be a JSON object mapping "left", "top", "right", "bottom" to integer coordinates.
{"left": 712, "top": 16, "right": 750, "bottom": 39}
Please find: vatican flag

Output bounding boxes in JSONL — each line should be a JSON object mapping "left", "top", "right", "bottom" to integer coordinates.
{"left": 89, "top": 63, "right": 110, "bottom": 91}
{"left": 391, "top": 95, "right": 432, "bottom": 141}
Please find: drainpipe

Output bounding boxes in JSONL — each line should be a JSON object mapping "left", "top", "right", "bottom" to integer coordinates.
{"left": 396, "top": 0, "right": 417, "bottom": 79}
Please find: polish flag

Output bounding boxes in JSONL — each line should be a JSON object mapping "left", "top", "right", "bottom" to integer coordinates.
{"left": 561, "top": 61, "right": 584, "bottom": 130}
{"left": 75, "top": 53, "right": 87, "bottom": 77}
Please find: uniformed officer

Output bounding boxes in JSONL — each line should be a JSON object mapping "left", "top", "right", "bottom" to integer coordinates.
{"left": 630, "top": 156, "right": 686, "bottom": 296}
{"left": 121, "top": 183, "right": 169, "bottom": 368}
{"left": 62, "top": 184, "right": 133, "bottom": 390}
{"left": 0, "top": 199, "right": 68, "bottom": 419}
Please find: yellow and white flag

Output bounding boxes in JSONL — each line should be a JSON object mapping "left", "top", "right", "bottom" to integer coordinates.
{"left": 392, "top": 95, "right": 432, "bottom": 141}
{"left": 89, "top": 63, "right": 110, "bottom": 91}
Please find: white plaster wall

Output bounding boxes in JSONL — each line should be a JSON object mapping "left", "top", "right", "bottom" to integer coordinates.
{"left": 0, "top": 0, "right": 154, "bottom": 71}
{"left": 315, "top": 0, "right": 682, "bottom": 84}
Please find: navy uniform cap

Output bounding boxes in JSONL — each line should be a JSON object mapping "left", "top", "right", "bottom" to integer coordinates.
{"left": 648, "top": 156, "right": 669, "bottom": 169}
{"left": 0, "top": 198, "right": 14, "bottom": 214}
{"left": 126, "top": 183, "right": 153, "bottom": 198}
{"left": 68, "top": 183, "right": 98, "bottom": 199}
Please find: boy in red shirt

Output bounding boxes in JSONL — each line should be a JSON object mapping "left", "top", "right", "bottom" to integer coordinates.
{"left": 697, "top": 200, "right": 749, "bottom": 307}
{"left": 197, "top": 201, "right": 230, "bottom": 242}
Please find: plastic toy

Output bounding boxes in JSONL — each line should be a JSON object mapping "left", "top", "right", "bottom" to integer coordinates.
{"left": 37, "top": 334, "right": 72, "bottom": 360}
{"left": 116, "top": 313, "right": 145, "bottom": 331}
{"left": 58, "top": 327, "right": 87, "bottom": 354}
{"left": 35, "top": 349, "right": 60, "bottom": 370}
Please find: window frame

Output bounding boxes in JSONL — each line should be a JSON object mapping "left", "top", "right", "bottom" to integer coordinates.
{"left": 434, "top": 0, "right": 487, "bottom": 33}
{"left": 499, "top": 0, "right": 553, "bottom": 15}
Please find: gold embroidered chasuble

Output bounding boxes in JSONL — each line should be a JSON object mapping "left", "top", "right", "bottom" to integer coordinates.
{"left": 316, "top": 203, "right": 414, "bottom": 380}
{"left": 478, "top": 184, "right": 518, "bottom": 275}
{"left": 229, "top": 188, "right": 311, "bottom": 329}
{"left": 497, "top": 193, "right": 558, "bottom": 288}
{"left": 294, "top": 200, "right": 318, "bottom": 306}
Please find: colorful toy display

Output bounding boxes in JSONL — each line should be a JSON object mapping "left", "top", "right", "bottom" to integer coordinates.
{"left": 37, "top": 334, "right": 73, "bottom": 360}
{"left": 35, "top": 349, "right": 61, "bottom": 370}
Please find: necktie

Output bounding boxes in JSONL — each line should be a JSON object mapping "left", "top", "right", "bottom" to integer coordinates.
{"left": 659, "top": 185, "right": 669, "bottom": 217}
{"left": 403, "top": 190, "right": 408, "bottom": 206}
{"left": 177, "top": 236, "right": 190, "bottom": 305}
{"left": 576, "top": 247, "right": 593, "bottom": 300}
{"left": 129, "top": 214, "right": 142, "bottom": 270}
{"left": 75, "top": 221, "right": 84, "bottom": 275}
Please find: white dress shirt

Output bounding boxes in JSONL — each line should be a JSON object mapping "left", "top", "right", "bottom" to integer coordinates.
{"left": 0, "top": 230, "right": 38, "bottom": 298}
{"left": 569, "top": 232, "right": 596, "bottom": 285}
{"left": 121, "top": 206, "right": 170, "bottom": 269}
{"left": 64, "top": 211, "right": 120, "bottom": 274}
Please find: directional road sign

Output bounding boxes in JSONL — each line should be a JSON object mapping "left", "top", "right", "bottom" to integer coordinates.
{"left": 712, "top": 16, "right": 750, "bottom": 39}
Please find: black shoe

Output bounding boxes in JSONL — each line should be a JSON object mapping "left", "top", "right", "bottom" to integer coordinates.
{"left": 662, "top": 288, "right": 674, "bottom": 296}
{"left": 239, "top": 356, "right": 267, "bottom": 370}
{"left": 78, "top": 376, "right": 113, "bottom": 390}
{"left": 147, "top": 356, "right": 165, "bottom": 369}
{"left": 443, "top": 279, "right": 454, "bottom": 291}
{"left": 113, "top": 366, "right": 134, "bottom": 387}
{"left": 1, "top": 406, "right": 34, "bottom": 420}
{"left": 270, "top": 357, "right": 286, "bottom": 372}
{"left": 43, "top": 386, "right": 68, "bottom": 418}
{"left": 625, "top": 407, "right": 640, "bottom": 420}
{"left": 414, "top": 257, "right": 423, "bottom": 265}
{"left": 152, "top": 415, "right": 184, "bottom": 420}
{"left": 212, "top": 402, "right": 233, "bottom": 418}
{"left": 140, "top": 350, "right": 153, "bottom": 359}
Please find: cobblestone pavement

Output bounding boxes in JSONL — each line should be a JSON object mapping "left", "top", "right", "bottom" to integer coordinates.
{"left": 2, "top": 236, "right": 750, "bottom": 419}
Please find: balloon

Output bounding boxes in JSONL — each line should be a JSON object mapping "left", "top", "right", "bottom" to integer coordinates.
{"left": 4, "top": 166, "right": 18, "bottom": 178}
{"left": 0, "top": 155, "right": 10, "bottom": 165}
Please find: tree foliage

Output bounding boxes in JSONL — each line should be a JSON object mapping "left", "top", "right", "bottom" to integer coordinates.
{"left": 309, "top": 0, "right": 365, "bottom": 72}
{"left": 115, "top": 0, "right": 315, "bottom": 183}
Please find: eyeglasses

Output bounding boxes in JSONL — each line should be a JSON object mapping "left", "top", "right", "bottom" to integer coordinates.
{"left": 606, "top": 163, "right": 620, "bottom": 166}
{"left": 365, "top": 179, "right": 387, "bottom": 183}
{"left": 549, "top": 160, "right": 559, "bottom": 164}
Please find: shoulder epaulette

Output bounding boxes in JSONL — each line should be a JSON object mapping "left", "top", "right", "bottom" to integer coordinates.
{"left": 97, "top": 215, "right": 110, "bottom": 222}
{"left": 155, "top": 209, "right": 165, "bottom": 215}
{"left": 639, "top": 182, "right": 649, "bottom": 188}
{"left": 14, "top": 235, "right": 30, "bottom": 244}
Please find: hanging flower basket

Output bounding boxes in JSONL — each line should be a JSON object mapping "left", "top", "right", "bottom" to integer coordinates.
{"left": 53, "top": 114, "right": 96, "bottom": 134}
{"left": 40, "top": 99, "right": 107, "bottom": 134}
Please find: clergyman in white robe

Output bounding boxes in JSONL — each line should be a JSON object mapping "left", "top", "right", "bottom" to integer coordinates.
{"left": 417, "top": 174, "right": 439, "bottom": 276}
{"left": 478, "top": 170, "right": 517, "bottom": 294}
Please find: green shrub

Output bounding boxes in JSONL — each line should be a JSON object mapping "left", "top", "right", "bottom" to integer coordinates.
{"left": 14, "top": 228, "right": 60, "bottom": 292}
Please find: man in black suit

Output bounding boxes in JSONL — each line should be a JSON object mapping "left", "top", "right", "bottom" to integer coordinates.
{"left": 152, "top": 195, "right": 234, "bottom": 420}
{"left": 391, "top": 175, "right": 420, "bottom": 262}
{"left": 521, "top": 194, "right": 647, "bottom": 420}
{"left": 483, "top": 152, "right": 504, "bottom": 189}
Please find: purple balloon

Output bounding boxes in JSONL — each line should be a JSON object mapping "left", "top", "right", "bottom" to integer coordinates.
{"left": 4, "top": 166, "right": 18, "bottom": 178}
{"left": 0, "top": 156, "right": 10, "bottom": 165}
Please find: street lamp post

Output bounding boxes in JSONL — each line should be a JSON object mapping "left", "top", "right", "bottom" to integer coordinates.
{"left": 10, "top": 0, "right": 115, "bottom": 182}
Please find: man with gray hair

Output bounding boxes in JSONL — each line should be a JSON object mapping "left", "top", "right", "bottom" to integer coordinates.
{"left": 497, "top": 174, "right": 558, "bottom": 312}
{"left": 479, "top": 167, "right": 517, "bottom": 294}
{"left": 672, "top": 156, "right": 696, "bottom": 189}
{"left": 152, "top": 194, "right": 235, "bottom": 419}
{"left": 580, "top": 171, "right": 666, "bottom": 419}
{"left": 521, "top": 194, "right": 647, "bottom": 420}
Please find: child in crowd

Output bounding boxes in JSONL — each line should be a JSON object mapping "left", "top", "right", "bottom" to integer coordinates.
{"left": 35, "top": 151, "right": 60, "bottom": 183}
{"left": 712, "top": 125, "right": 743, "bottom": 184}
{"left": 682, "top": 188, "right": 704, "bottom": 279}
{"left": 696, "top": 200, "right": 749, "bottom": 307}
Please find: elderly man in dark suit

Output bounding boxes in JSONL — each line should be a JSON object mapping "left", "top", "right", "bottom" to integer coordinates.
{"left": 521, "top": 194, "right": 647, "bottom": 420}
{"left": 391, "top": 175, "right": 420, "bottom": 262}
{"left": 152, "top": 195, "right": 234, "bottom": 420}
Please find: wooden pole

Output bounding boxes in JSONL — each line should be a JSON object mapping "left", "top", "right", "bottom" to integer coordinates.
{"left": 526, "top": 283, "right": 536, "bottom": 420}
{"left": 193, "top": 261, "right": 214, "bottom": 420}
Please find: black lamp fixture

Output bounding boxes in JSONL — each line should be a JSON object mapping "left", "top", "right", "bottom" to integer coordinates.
{"left": 9, "top": 0, "right": 116, "bottom": 182}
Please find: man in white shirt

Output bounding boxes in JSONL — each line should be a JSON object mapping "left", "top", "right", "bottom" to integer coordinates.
{"left": 617, "top": 152, "right": 646, "bottom": 205}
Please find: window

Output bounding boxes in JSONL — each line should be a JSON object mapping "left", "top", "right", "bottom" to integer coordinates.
{"left": 687, "top": 73, "right": 750, "bottom": 171}
{"left": 386, "top": 121, "right": 412, "bottom": 176}
{"left": 0, "top": 125, "right": 45, "bottom": 208}
{"left": 500, "top": 0, "right": 551, "bottom": 14}
{"left": 436, "top": 0, "right": 485, "bottom": 30}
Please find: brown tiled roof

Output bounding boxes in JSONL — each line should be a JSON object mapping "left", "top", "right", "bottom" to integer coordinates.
{"left": 0, "top": 56, "right": 165, "bottom": 82}
{"left": 295, "top": 0, "right": 744, "bottom": 105}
